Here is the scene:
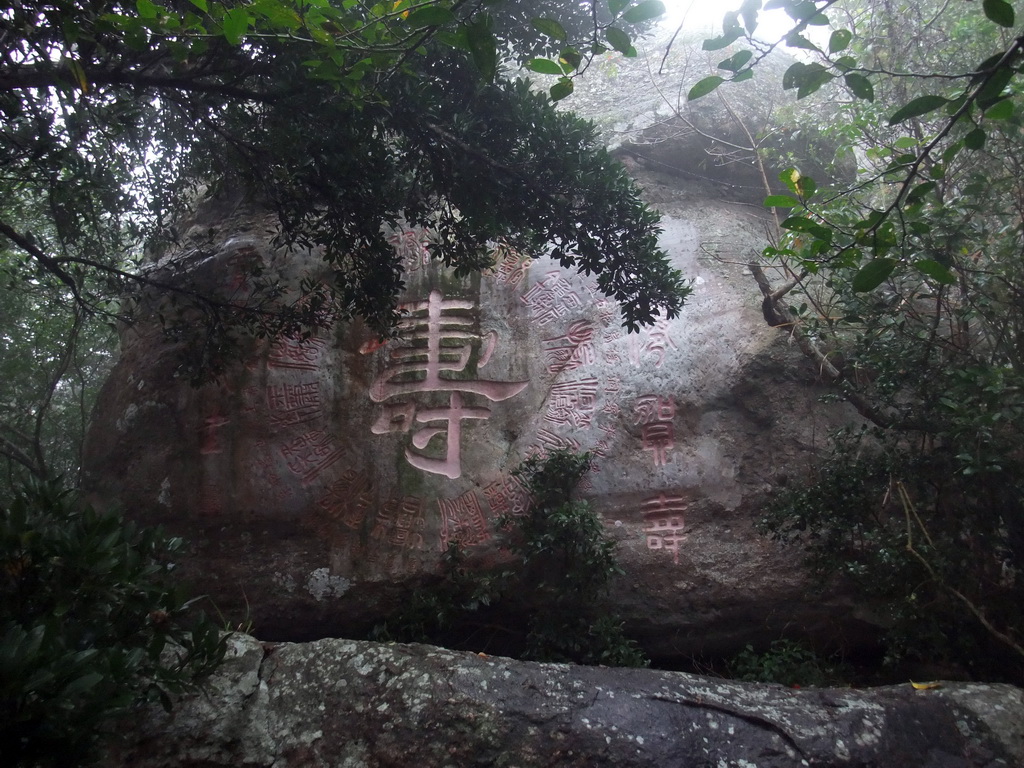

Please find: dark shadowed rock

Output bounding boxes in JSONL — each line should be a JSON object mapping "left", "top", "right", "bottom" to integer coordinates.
{"left": 104, "top": 634, "right": 1024, "bottom": 768}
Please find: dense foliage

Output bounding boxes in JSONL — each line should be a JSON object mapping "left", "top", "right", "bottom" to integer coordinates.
{"left": 693, "top": 0, "right": 1024, "bottom": 680}
{"left": 0, "top": 0, "right": 690, "bottom": 483}
{"left": 0, "top": 482, "right": 228, "bottom": 767}
{"left": 373, "top": 449, "right": 647, "bottom": 667}
{"left": 0, "top": 0, "right": 684, "bottom": 334}
{"left": 729, "top": 638, "right": 850, "bottom": 687}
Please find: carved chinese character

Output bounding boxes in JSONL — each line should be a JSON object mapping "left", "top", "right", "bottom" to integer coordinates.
{"left": 521, "top": 270, "right": 583, "bottom": 325}
{"left": 544, "top": 377, "right": 599, "bottom": 428}
{"left": 438, "top": 491, "right": 489, "bottom": 550}
{"left": 482, "top": 474, "right": 531, "bottom": 520}
{"left": 633, "top": 395, "right": 676, "bottom": 466}
{"left": 199, "top": 414, "right": 230, "bottom": 455}
{"left": 318, "top": 470, "right": 375, "bottom": 529}
{"left": 527, "top": 428, "right": 582, "bottom": 458}
{"left": 371, "top": 496, "right": 426, "bottom": 550}
{"left": 598, "top": 327, "right": 622, "bottom": 366}
{"left": 224, "top": 248, "right": 259, "bottom": 294}
{"left": 403, "top": 392, "right": 491, "bottom": 479}
{"left": 541, "top": 321, "right": 595, "bottom": 375}
{"left": 279, "top": 429, "right": 345, "bottom": 485}
{"left": 266, "top": 381, "right": 322, "bottom": 427}
{"left": 489, "top": 242, "right": 532, "bottom": 288}
{"left": 198, "top": 482, "right": 224, "bottom": 517}
{"left": 369, "top": 290, "right": 527, "bottom": 479}
{"left": 388, "top": 228, "right": 431, "bottom": 273}
{"left": 268, "top": 336, "right": 328, "bottom": 371}
{"left": 628, "top": 316, "right": 679, "bottom": 368}
{"left": 641, "top": 493, "right": 687, "bottom": 564}
{"left": 596, "top": 301, "right": 618, "bottom": 327}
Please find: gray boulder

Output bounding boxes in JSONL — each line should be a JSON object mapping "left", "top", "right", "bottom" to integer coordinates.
{"left": 104, "top": 634, "right": 1024, "bottom": 768}
{"left": 82, "top": 170, "right": 872, "bottom": 663}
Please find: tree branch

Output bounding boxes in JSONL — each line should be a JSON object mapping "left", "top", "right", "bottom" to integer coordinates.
{"left": 0, "top": 220, "right": 83, "bottom": 303}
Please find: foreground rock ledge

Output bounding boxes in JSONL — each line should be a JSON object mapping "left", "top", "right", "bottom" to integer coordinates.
{"left": 104, "top": 635, "right": 1024, "bottom": 768}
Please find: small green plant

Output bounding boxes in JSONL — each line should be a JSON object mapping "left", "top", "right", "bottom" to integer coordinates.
{"left": 760, "top": 426, "right": 1024, "bottom": 683}
{"left": 374, "top": 450, "right": 646, "bottom": 667}
{"left": 729, "top": 639, "right": 849, "bottom": 688}
{"left": 0, "top": 481, "right": 229, "bottom": 767}
{"left": 506, "top": 450, "right": 645, "bottom": 666}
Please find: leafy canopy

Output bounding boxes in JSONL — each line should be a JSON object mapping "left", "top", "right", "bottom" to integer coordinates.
{"left": 692, "top": 0, "right": 1024, "bottom": 680}
{"left": 0, "top": 0, "right": 686, "bottom": 473}
{"left": 0, "top": 0, "right": 686, "bottom": 358}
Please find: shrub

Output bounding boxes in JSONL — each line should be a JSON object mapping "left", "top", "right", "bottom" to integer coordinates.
{"left": 0, "top": 481, "right": 228, "bottom": 767}
{"left": 373, "top": 450, "right": 646, "bottom": 667}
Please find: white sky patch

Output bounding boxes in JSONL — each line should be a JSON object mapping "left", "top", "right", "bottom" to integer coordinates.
{"left": 658, "top": 0, "right": 823, "bottom": 49}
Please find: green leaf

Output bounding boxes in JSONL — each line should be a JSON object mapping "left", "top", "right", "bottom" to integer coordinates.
{"left": 605, "top": 27, "right": 633, "bottom": 55}
{"left": 62, "top": 671, "right": 104, "bottom": 697}
{"left": 964, "top": 128, "right": 987, "bottom": 150}
{"left": 608, "top": 0, "right": 630, "bottom": 17}
{"left": 780, "top": 216, "right": 831, "bottom": 241}
{"left": 893, "top": 136, "right": 918, "bottom": 150}
{"left": 136, "top": 0, "right": 159, "bottom": 18}
{"left": 406, "top": 7, "right": 455, "bottom": 28}
{"left": 828, "top": 29, "right": 852, "bottom": 53}
{"left": 222, "top": 7, "right": 249, "bottom": 45}
{"left": 888, "top": 95, "right": 949, "bottom": 125}
{"left": 688, "top": 75, "right": 724, "bottom": 101}
{"left": 976, "top": 67, "right": 1014, "bottom": 110}
{"left": 796, "top": 175, "right": 816, "bottom": 200}
{"left": 795, "top": 63, "right": 832, "bottom": 99}
{"left": 940, "top": 142, "right": 963, "bottom": 163}
{"left": 531, "top": 17, "right": 567, "bottom": 41}
{"left": 779, "top": 167, "right": 801, "bottom": 196}
{"left": 718, "top": 49, "right": 753, "bottom": 73}
{"left": 914, "top": 259, "right": 956, "bottom": 285}
{"left": 905, "top": 180, "right": 936, "bottom": 205}
{"left": 467, "top": 21, "right": 498, "bottom": 82}
{"left": 852, "top": 258, "right": 897, "bottom": 292}
{"left": 785, "top": 222, "right": 831, "bottom": 244}
{"left": 622, "top": 0, "right": 666, "bottom": 24}
{"left": 832, "top": 55, "right": 856, "bottom": 73}
{"left": 782, "top": 62, "right": 804, "bottom": 90}
{"left": 785, "top": 32, "right": 819, "bottom": 52}
{"left": 559, "top": 47, "right": 583, "bottom": 72}
{"left": 985, "top": 99, "right": 1014, "bottom": 120}
{"left": 189, "top": 0, "right": 207, "bottom": 10}
{"left": 764, "top": 195, "right": 799, "bottom": 208}
{"left": 702, "top": 29, "right": 743, "bottom": 51}
{"left": 550, "top": 77, "right": 574, "bottom": 101}
{"left": 983, "top": 0, "right": 1015, "bottom": 27}
{"left": 844, "top": 73, "right": 873, "bottom": 101}
{"left": 527, "top": 58, "right": 563, "bottom": 76}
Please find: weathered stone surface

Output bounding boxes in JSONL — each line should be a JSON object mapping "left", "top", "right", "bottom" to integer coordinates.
{"left": 104, "top": 634, "right": 1024, "bottom": 768}
{"left": 82, "top": 40, "right": 868, "bottom": 658}
{"left": 82, "top": 162, "right": 872, "bottom": 661}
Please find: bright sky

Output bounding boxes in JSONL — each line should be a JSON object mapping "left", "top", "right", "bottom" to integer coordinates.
{"left": 660, "top": 0, "right": 802, "bottom": 43}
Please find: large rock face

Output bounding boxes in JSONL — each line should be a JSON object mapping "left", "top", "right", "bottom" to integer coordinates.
{"left": 82, "top": 167, "right": 868, "bottom": 660}
{"left": 103, "top": 634, "right": 1024, "bottom": 768}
